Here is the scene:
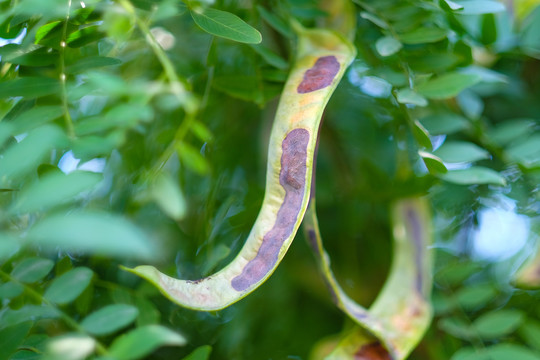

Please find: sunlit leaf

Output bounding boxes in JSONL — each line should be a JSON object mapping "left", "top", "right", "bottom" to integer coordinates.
{"left": 434, "top": 141, "right": 490, "bottom": 163}
{"left": 375, "top": 36, "right": 402, "bottom": 57}
{"left": 454, "top": 0, "right": 506, "bottom": 15}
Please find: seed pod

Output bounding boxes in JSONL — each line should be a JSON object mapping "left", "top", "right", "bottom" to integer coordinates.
{"left": 123, "top": 26, "right": 356, "bottom": 311}
{"left": 304, "top": 198, "right": 433, "bottom": 359}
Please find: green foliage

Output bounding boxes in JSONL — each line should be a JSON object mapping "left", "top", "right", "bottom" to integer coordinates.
{"left": 0, "top": 0, "right": 539, "bottom": 358}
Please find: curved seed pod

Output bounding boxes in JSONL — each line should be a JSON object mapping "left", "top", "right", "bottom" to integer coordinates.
{"left": 304, "top": 198, "right": 433, "bottom": 359}
{"left": 123, "top": 26, "right": 356, "bottom": 311}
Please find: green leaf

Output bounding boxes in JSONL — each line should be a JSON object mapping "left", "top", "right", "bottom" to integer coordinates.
{"left": 66, "top": 56, "right": 122, "bottom": 74}
{"left": 11, "top": 257, "right": 54, "bottom": 283}
{"left": 482, "top": 343, "right": 540, "bottom": 360}
{"left": 375, "top": 36, "right": 402, "bottom": 57}
{"left": 256, "top": 6, "right": 292, "bottom": 38}
{"left": 419, "top": 151, "right": 448, "bottom": 174}
{"left": 0, "top": 305, "right": 60, "bottom": 328}
{"left": 109, "top": 325, "right": 187, "bottom": 360}
{"left": 44, "top": 267, "right": 93, "bottom": 305}
{"left": 0, "top": 125, "right": 67, "bottom": 181}
{"left": 182, "top": 345, "right": 212, "bottom": 360}
{"left": 0, "top": 282, "right": 24, "bottom": 299}
{"left": 444, "top": 0, "right": 464, "bottom": 10}
{"left": 177, "top": 143, "right": 210, "bottom": 175}
{"left": 134, "top": 297, "right": 160, "bottom": 326}
{"left": 488, "top": 119, "right": 536, "bottom": 145}
{"left": 434, "top": 141, "right": 490, "bottom": 163}
{"left": 413, "top": 120, "right": 432, "bottom": 149}
{"left": 150, "top": 172, "right": 187, "bottom": 221}
{"left": 419, "top": 112, "right": 469, "bottom": 135}
{"left": 8, "top": 105, "right": 64, "bottom": 134}
{"left": 0, "top": 233, "right": 20, "bottom": 264}
{"left": 81, "top": 304, "right": 139, "bottom": 336}
{"left": 454, "top": 284, "right": 496, "bottom": 310}
{"left": 440, "top": 166, "right": 506, "bottom": 186}
{"left": 0, "top": 321, "right": 33, "bottom": 360}
{"left": 190, "top": 8, "right": 262, "bottom": 44}
{"left": 474, "top": 310, "right": 525, "bottom": 339}
{"left": 520, "top": 320, "right": 540, "bottom": 351}
{"left": 0, "top": 77, "right": 60, "bottom": 99}
{"left": 27, "top": 211, "right": 157, "bottom": 260}
{"left": 250, "top": 44, "right": 288, "bottom": 69}
{"left": 399, "top": 27, "right": 447, "bottom": 44}
{"left": 396, "top": 88, "right": 428, "bottom": 106}
{"left": 506, "top": 134, "right": 540, "bottom": 168}
{"left": 10, "top": 171, "right": 102, "bottom": 214}
{"left": 191, "top": 121, "right": 214, "bottom": 143}
{"left": 439, "top": 317, "right": 474, "bottom": 339}
{"left": 416, "top": 73, "right": 482, "bottom": 99}
{"left": 455, "top": 0, "right": 506, "bottom": 15}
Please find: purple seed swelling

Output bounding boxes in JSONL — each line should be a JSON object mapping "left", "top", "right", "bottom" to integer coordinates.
{"left": 231, "top": 129, "right": 310, "bottom": 291}
{"left": 297, "top": 56, "right": 340, "bottom": 94}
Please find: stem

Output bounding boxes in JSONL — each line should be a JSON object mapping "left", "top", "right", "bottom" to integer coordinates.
{"left": 0, "top": 269, "right": 109, "bottom": 356}
{"left": 60, "top": 0, "right": 75, "bottom": 138}
{"left": 116, "top": 0, "right": 197, "bottom": 114}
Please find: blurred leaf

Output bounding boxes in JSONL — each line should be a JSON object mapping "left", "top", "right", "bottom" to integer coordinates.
{"left": 44, "top": 267, "right": 93, "bottom": 305}
{"left": 11, "top": 257, "right": 54, "bottom": 283}
{"left": 413, "top": 120, "right": 433, "bottom": 149}
{"left": 399, "top": 27, "right": 447, "bottom": 44}
{"left": 109, "top": 325, "right": 187, "bottom": 360}
{"left": 250, "top": 44, "right": 288, "bottom": 69}
{"left": 46, "top": 334, "right": 96, "bottom": 360}
{"left": 506, "top": 134, "right": 540, "bottom": 168}
{"left": 256, "top": 6, "right": 292, "bottom": 38}
{"left": 10, "top": 171, "right": 102, "bottom": 214}
{"left": 419, "top": 112, "right": 469, "bottom": 135}
{"left": 434, "top": 141, "right": 490, "bottom": 163}
{"left": 519, "top": 319, "right": 540, "bottom": 351}
{"left": 417, "top": 73, "right": 482, "bottom": 99}
{"left": 7, "top": 105, "right": 64, "bottom": 134}
{"left": 396, "top": 88, "right": 428, "bottom": 106}
{"left": 360, "top": 11, "right": 388, "bottom": 29}
{"left": 455, "top": 0, "right": 506, "bottom": 15}
{"left": 0, "top": 321, "right": 33, "bottom": 360}
{"left": 482, "top": 343, "right": 540, "bottom": 360}
{"left": 0, "top": 305, "right": 60, "bottom": 328}
{"left": 440, "top": 166, "right": 506, "bottom": 185}
{"left": 0, "top": 282, "right": 23, "bottom": 299}
{"left": 473, "top": 309, "right": 525, "bottom": 339}
{"left": 177, "top": 143, "right": 210, "bottom": 175}
{"left": 0, "top": 125, "right": 67, "bottom": 181}
{"left": 439, "top": 317, "right": 473, "bottom": 339}
{"left": 150, "top": 172, "right": 187, "bottom": 221}
{"left": 375, "top": 36, "right": 402, "bottom": 57}
{"left": 201, "top": 243, "right": 231, "bottom": 275}
{"left": 181, "top": 345, "right": 212, "bottom": 360}
{"left": 191, "top": 121, "right": 213, "bottom": 143}
{"left": 444, "top": 0, "right": 464, "bottom": 10}
{"left": 66, "top": 56, "right": 122, "bottom": 74}
{"left": 454, "top": 284, "right": 496, "bottom": 310}
{"left": 0, "top": 233, "right": 20, "bottom": 264}
{"left": 134, "top": 297, "right": 160, "bottom": 326}
{"left": 190, "top": 8, "right": 262, "bottom": 44}
{"left": 0, "top": 77, "right": 60, "bottom": 99}
{"left": 435, "top": 261, "right": 483, "bottom": 285}
{"left": 419, "top": 151, "right": 448, "bottom": 174}
{"left": 81, "top": 304, "right": 139, "bottom": 336}
{"left": 488, "top": 119, "right": 536, "bottom": 146}
{"left": 27, "top": 211, "right": 158, "bottom": 260}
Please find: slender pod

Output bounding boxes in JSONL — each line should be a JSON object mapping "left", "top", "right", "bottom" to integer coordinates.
{"left": 123, "top": 26, "right": 356, "bottom": 311}
{"left": 304, "top": 198, "right": 433, "bottom": 359}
